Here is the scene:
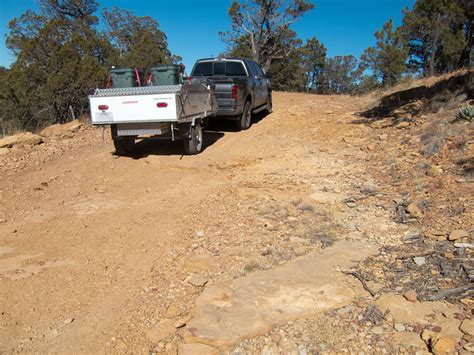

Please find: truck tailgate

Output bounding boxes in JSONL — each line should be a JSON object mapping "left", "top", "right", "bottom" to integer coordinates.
{"left": 90, "top": 93, "right": 178, "bottom": 125}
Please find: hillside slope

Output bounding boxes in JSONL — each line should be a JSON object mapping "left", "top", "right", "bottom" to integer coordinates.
{"left": 0, "top": 73, "right": 472, "bottom": 353}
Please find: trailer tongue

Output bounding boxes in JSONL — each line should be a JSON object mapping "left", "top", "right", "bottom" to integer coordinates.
{"left": 89, "top": 82, "right": 216, "bottom": 155}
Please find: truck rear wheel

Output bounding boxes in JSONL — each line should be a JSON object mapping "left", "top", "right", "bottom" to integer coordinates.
{"left": 265, "top": 94, "right": 273, "bottom": 114}
{"left": 183, "top": 122, "right": 203, "bottom": 155}
{"left": 236, "top": 101, "right": 252, "bottom": 131}
{"left": 113, "top": 137, "right": 135, "bottom": 156}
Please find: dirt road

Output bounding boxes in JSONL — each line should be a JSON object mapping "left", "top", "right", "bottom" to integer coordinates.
{"left": 1, "top": 91, "right": 468, "bottom": 353}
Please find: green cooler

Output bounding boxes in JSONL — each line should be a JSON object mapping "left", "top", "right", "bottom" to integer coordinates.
{"left": 150, "top": 65, "right": 182, "bottom": 86}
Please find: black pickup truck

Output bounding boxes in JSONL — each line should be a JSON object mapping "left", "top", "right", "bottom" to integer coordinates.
{"left": 190, "top": 57, "right": 272, "bottom": 130}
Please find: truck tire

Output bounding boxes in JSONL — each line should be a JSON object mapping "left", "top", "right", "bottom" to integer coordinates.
{"left": 236, "top": 101, "right": 252, "bottom": 131}
{"left": 265, "top": 94, "right": 273, "bottom": 114}
{"left": 183, "top": 122, "right": 203, "bottom": 155}
{"left": 113, "top": 137, "right": 135, "bottom": 156}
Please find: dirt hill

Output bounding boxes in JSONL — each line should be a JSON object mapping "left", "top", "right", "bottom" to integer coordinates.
{"left": 0, "top": 71, "right": 472, "bottom": 353}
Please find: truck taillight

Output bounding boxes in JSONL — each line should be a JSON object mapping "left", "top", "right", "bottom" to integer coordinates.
{"left": 156, "top": 102, "right": 168, "bottom": 108}
{"left": 98, "top": 105, "right": 109, "bottom": 111}
{"left": 231, "top": 85, "right": 238, "bottom": 100}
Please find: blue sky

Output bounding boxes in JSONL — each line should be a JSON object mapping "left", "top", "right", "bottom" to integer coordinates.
{"left": 0, "top": 0, "right": 416, "bottom": 71}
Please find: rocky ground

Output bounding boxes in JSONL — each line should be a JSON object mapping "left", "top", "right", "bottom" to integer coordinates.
{"left": 0, "top": 71, "right": 472, "bottom": 354}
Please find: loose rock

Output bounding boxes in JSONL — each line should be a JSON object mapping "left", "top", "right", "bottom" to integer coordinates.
{"left": 460, "top": 319, "right": 474, "bottom": 336}
{"left": 185, "top": 274, "right": 208, "bottom": 287}
{"left": 403, "top": 290, "right": 417, "bottom": 303}
{"left": 146, "top": 319, "right": 175, "bottom": 344}
{"left": 0, "top": 132, "right": 43, "bottom": 148}
{"left": 394, "top": 323, "right": 406, "bottom": 332}
{"left": 372, "top": 326, "right": 384, "bottom": 335}
{"left": 174, "top": 316, "right": 191, "bottom": 329}
{"left": 396, "top": 121, "right": 410, "bottom": 129}
{"left": 448, "top": 230, "right": 469, "bottom": 241}
{"left": 39, "top": 119, "right": 82, "bottom": 138}
{"left": 464, "top": 343, "right": 474, "bottom": 352}
{"left": 406, "top": 203, "right": 423, "bottom": 218}
{"left": 404, "top": 230, "right": 422, "bottom": 242}
{"left": 413, "top": 257, "right": 426, "bottom": 266}
{"left": 432, "top": 335, "right": 457, "bottom": 354}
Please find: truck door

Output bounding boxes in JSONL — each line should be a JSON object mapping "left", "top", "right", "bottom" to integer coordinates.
{"left": 249, "top": 62, "right": 265, "bottom": 107}
{"left": 254, "top": 63, "right": 269, "bottom": 106}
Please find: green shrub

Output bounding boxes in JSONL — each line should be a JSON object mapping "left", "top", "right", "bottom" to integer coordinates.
{"left": 456, "top": 106, "right": 474, "bottom": 122}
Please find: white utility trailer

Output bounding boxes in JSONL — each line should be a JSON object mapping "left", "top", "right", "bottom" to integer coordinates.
{"left": 89, "top": 83, "right": 216, "bottom": 155}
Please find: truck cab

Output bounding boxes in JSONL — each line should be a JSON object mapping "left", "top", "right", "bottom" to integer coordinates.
{"left": 190, "top": 58, "right": 272, "bottom": 130}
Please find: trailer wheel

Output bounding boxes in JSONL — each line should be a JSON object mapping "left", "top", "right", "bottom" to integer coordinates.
{"left": 113, "top": 138, "right": 135, "bottom": 156}
{"left": 236, "top": 101, "right": 252, "bottom": 131}
{"left": 183, "top": 122, "right": 203, "bottom": 155}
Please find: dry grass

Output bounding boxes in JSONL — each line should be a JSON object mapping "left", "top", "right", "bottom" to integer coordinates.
{"left": 420, "top": 121, "right": 445, "bottom": 157}
{"left": 244, "top": 260, "right": 261, "bottom": 273}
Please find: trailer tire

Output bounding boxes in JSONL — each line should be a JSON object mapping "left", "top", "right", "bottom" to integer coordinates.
{"left": 235, "top": 101, "right": 252, "bottom": 131}
{"left": 183, "top": 122, "right": 203, "bottom": 155}
{"left": 113, "top": 138, "right": 135, "bottom": 156}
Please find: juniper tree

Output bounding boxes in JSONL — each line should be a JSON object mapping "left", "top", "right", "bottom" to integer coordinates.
{"left": 102, "top": 7, "right": 172, "bottom": 70}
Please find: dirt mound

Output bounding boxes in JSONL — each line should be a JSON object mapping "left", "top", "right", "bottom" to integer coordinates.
{"left": 349, "top": 70, "right": 473, "bottom": 319}
{"left": 359, "top": 70, "right": 473, "bottom": 123}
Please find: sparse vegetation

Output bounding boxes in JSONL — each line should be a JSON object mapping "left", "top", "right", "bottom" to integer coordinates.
{"left": 455, "top": 106, "right": 474, "bottom": 122}
{"left": 420, "top": 121, "right": 445, "bottom": 157}
{"left": 244, "top": 260, "right": 260, "bottom": 273}
{"left": 296, "top": 202, "right": 314, "bottom": 213}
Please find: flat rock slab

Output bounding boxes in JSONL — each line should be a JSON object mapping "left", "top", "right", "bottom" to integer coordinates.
{"left": 0, "top": 132, "right": 43, "bottom": 148}
{"left": 39, "top": 119, "right": 82, "bottom": 138}
{"left": 183, "top": 256, "right": 219, "bottom": 272}
{"left": 178, "top": 343, "right": 220, "bottom": 355}
{"left": 146, "top": 319, "right": 175, "bottom": 344}
{"left": 376, "top": 293, "right": 463, "bottom": 343}
{"left": 183, "top": 241, "right": 376, "bottom": 349}
{"left": 309, "top": 190, "right": 344, "bottom": 205}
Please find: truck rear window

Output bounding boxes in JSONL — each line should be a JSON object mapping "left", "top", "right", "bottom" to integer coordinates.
{"left": 192, "top": 61, "right": 247, "bottom": 77}
{"left": 192, "top": 62, "right": 212, "bottom": 76}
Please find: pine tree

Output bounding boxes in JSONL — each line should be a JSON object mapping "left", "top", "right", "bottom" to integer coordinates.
{"left": 300, "top": 37, "right": 327, "bottom": 93}
{"left": 401, "top": 0, "right": 467, "bottom": 76}
{"left": 360, "top": 19, "right": 407, "bottom": 87}
{"left": 321, "top": 56, "right": 361, "bottom": 95}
